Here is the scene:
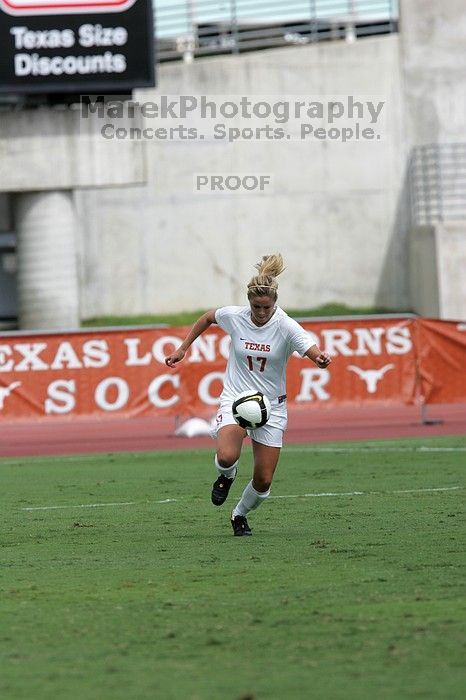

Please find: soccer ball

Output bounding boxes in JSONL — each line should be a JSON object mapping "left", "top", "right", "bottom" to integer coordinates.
{"left": 232, "top": 390, "right": 271, "bottom": 429}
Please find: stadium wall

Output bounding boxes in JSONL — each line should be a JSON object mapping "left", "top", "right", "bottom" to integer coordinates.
{"left": 0, "top": 109, "right": 147, "bottom": 329}
{"left": 410, "top": 222, "right": 466, "bottom": 320}
{"left": 75, "top": 34, "right": 408, "bottom": 317}
{"left": 401, "top": 0, "right": 466, "bottom": 321}
{"left": 400, "top": 0, "right": 466, "bottom": 147}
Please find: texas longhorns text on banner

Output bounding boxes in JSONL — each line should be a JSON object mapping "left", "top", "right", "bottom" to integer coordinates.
{"left": 0, "top": 318, "right": 464, "bottom": 421}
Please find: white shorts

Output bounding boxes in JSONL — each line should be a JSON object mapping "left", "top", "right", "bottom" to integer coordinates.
{"left": 215, "top": 400, "right": 287, "bottom": 448}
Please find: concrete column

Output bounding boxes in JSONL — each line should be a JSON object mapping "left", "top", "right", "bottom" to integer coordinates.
{"left": 400, "top": 0, "right": 466, "bottom": 144}
{"left": 436, "top": 222, "right": 466, "bottom": 320}
{"left": 14, "top": 191, "right": 79, "bottom": 330}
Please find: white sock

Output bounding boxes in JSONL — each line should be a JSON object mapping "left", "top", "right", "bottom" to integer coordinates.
{"left": 214, "top": 454, "right": 238, "bottom": 480}
{"left": 232, "top": 480, "right": 270, "bottom": 517}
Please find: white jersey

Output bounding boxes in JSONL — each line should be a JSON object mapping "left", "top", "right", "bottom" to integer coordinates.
{"left": 215, "top": 305, "right": 312, "bottom": 405}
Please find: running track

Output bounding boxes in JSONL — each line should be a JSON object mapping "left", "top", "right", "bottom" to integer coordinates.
{"left": 1, "top": 403, "right": 465, "bottom": 458}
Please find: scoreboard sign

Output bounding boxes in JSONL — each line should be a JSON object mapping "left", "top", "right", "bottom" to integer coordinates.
{"left": 0, "top": 0, "right": 155, "bottom": 93}
{"left": 0, "top": 0, "right": 138, "bottom": 14}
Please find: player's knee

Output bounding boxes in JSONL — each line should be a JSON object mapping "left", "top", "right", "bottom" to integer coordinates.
{"left": 217, "top": 451, "right": 239, "bottom": 469}
{"left": 253, "top": 477, "right": 272, "bottom": 493}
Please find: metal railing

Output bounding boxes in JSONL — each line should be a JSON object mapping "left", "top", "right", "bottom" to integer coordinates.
{"left": 154, "top": 0, "right": 399, "bottom": 62}
{"left": 409, "top": 144, "right": 466, "bottom": 225}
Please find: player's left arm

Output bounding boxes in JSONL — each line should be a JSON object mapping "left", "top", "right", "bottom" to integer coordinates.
{"left": 304, "top": 345, "right": 332, "bottom": 369}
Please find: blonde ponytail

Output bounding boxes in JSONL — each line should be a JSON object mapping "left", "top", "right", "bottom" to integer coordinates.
{"left": 247, "top": 254, "right": 285, "bottom": 300}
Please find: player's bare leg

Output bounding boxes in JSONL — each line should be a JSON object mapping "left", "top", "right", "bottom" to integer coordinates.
{"left": 211, "top": 424, "right": 245, "bottom": 506}
{"left": 251, "top": 441, "right": 281, "bottom": 493}
{"left": 231, "top": 441, "right": 281, "bottom": 535}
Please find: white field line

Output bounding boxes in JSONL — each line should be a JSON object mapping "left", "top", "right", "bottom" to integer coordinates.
{"left": 392, "top": 487, "right": 461, "bottom": 494}
{"left": 286, "top": 446, "right": 466, "bottom": 453}
{"left": 270, "top": 486, "right": 461, "bottom": 499}
{"left": 19, "top": 488, "right": 462, "bottom": 511}
{"left": 271, "top": 491, "right": 365, "bottom": 499}
{"left": 21, "top": 498, "right": 177, "bottom": 511}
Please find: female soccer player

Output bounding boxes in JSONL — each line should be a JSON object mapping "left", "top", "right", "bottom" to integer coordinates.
{"left": 165, "top": 254, "right": 331, "bottom": 536}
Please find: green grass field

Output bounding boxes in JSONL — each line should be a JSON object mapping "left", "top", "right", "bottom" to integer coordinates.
{"left": 1, "top": 436, "right": 465, "bottom": 700}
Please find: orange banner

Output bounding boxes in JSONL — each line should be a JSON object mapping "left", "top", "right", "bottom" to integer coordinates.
{"left": 0, "top": 317, "right": 463, "bottom": 422}
{"left": 415, "top": 319, "right": 466, "bottom": 405}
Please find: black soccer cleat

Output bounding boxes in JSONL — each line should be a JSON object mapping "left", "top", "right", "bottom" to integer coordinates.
{"left": 231, "top": 514, "right": 252, "bottom": 537}
{"left": 211, "top": 474, "right": 235, "bottom": 506}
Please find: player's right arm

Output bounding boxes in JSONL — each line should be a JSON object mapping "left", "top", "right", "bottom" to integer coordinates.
{"left": 165, "top": 309, "right": 217, "bottom": 367}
